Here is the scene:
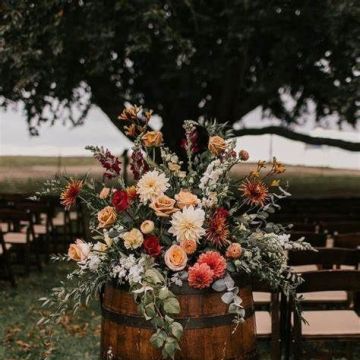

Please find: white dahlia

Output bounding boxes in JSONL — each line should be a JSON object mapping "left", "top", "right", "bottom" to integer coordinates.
{"left": 136, "top": 170, "right": 170, "bottom": 203}
{"left": 169, "top": 206, "right": 206, "bottom": 242}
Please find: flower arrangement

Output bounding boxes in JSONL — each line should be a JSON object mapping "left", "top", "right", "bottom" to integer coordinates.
{"left": 38, "top": 105, "right": 311, "bottom": 359}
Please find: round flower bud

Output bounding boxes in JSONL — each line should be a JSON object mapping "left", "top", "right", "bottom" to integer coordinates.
{"left": 225, "top": 243, "right": 242, "bottom": 259}
{"left": 140, "top": 220, "right": 155, "bottom": 234}
{"left": 239, "top": 150, "right": 249, "bottom": 161}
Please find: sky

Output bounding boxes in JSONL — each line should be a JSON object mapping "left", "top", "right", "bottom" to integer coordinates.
{"left": 1, "top": 104, "right": 359, "bottom": 170}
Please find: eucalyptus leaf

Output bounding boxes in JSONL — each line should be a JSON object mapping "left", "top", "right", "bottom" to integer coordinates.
{"left": 221, "top": 291, "right": 234, "bottom": 304}
{"left": 211, "top": 278, "right": 226, "bottom": 292}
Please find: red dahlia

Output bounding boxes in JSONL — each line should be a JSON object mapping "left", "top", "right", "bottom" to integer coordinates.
{"left": 197, "top": 251, "right": 226, "bottom": 279}
{"left": 188, "top": 263, "right": 214, "bottom": 289}
{"left": 240, "top": 178, "right": 269, "bottom": 207}
{"left": 206, "top": 207, "right": 230, "bottom": 247}
{"left": 60, "top": 179, "right": 83, "bottom": 210}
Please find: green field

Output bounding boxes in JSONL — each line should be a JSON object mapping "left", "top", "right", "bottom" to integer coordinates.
{"left": 0, "top": 156, "right": 98, "bottom": 167}
{"left": 1, "top": 156, "right": 359, "bottom": 198}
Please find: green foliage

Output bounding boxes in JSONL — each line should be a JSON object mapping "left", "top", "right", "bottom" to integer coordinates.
{"left": 0, "top": 1, "right": 359, "bottom": 146}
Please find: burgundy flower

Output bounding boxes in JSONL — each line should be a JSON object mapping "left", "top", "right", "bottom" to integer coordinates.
{"left": 87, "top": 146, "right": 121, "bottom": 180}
{"left": 143, "top": 235, "right": 162, "bottom": 256}
{"left": 130, "top": 150, "right": 149, "bottom": 180}
{"left": 180, "top": 129, "right": 200, "bottom": 154}
{"left": 112, "top": 190, "right": 129, "bottom": 212}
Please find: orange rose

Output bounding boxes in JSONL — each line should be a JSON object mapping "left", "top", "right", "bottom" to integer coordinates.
{"left": 142, "top": 131, "right": 163, "bottom": 147}
{"left": 149, "top": 195, "right": 178, "bottom": 217}
{"left": 68, "top": 239, "right": 90, "bottom": 262}
{"left": 99, "top": 187, "right": 111, "bottom": 199}
{"left": 208, "top": 136, "right": 226, "bottom": 156}
{"left": 175, "top": 190, "right": 200, "bottom": 209}
{"left": 225, "top": 243, "right": 242, "bottom": 259}
{"left": 164, "top": 244, "right": 188, "bottom": 271}
{"left": 97, "top": 206, "right": 117, "bottom": 228}
{"left": 180, "top": 239, "right": 197, "bottom": 255}
{"left": 126, "top": 185, "right": 138, "bottom": 201}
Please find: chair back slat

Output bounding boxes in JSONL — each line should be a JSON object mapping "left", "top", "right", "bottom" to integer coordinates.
{"left": 297, "top": 270, "right": 360, "bottom": 293}
{"left": 0, "top": 209, "right": 33, "bottom": 222}
{"left": 290, "top": 232, "right": 327, "bottom": 247}
{"left": 334, "top": 233, "right": 360, "bottom": 249}
{"left": 288, "top": 247, "right": 360, "bottom": 267}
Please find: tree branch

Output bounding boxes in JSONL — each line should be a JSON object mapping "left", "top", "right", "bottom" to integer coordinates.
{"left": 232, "top": 126, "right": 360, "bottom": 152}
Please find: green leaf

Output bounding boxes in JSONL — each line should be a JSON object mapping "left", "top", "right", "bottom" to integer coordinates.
{"left": 163, "top": 297, "right": 180, "bottom": 314}
{"left": 145, "top": 269, "right": 165, "bottom": 284}
{"left": 170, "top": 321, "right": 183, "bottom": 340}
{"left": 144, "top": 303, "right": 156, "bottom": 319}
{"left": 165, "top": 315, "right": 174, "bottom": 324}
{"left": 227, "top": 261, "right": 236, "bottom": 272}
{"left": 159, "top": 287, "right": 173, "bottom": 300}
{"left": 162, "top": 337, "right": 178, "bottom": 359}
{"left": 150, "top": 330, "right": 167, "bottom": 348}
{"left": 151, "top": 316, "right": 165, "bottom": 328}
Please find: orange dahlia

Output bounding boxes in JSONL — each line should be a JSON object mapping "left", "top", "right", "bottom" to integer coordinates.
{"left": 188, "top": 263, "right": 214, "bottom": 289}
{"left": 206, "top": 208, "right": 230, "bottom": 247}
{"left": 60, "top": 179, "right": 83, "bottom": 209}
{"left": 197, "top": 251, "right": 226, "bottom": 279}
{"left": 240, "top": 178, "right": 269, "bottom": 207}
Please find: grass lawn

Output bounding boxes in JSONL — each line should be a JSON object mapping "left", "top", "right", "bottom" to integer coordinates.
{"left": 1, "top": 155, "right": 360, "bottom": 198}
{"left": 0, "top": 263, "right": 100, "bottom": 360}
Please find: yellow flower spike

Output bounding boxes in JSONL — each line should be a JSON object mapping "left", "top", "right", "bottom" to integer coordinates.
{"left": 250, "top": 170, "right": 260, "bottom": 177}
{"left": 257, "top": 160, "right": 267, "bottom": 171}
{"left": 271, "top": 179, "right": 281, "bottom": 187}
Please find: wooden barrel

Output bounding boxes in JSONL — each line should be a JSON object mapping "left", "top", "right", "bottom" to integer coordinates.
{"left": 100, "top": 281, "right": 257, "bottom": 360}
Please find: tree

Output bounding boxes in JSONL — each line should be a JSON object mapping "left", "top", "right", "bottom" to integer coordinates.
{"left": 1, "top": 0, "right": 359, "bottom": 151}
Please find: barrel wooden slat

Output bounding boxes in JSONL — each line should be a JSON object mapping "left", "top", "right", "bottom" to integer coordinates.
{"left": 101, "top": 283, "right": 257, "bottom": 360}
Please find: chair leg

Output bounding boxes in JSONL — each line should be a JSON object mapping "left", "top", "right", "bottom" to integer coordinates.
{"left": 33, "top": 241, "right": 42, "bottom": 272}
{"left": 24, "top": 244, "right": 31, "bottom": 275}
{"left": 43, "top": 234, "right": 50, "bottom": 264}
{"left": 292, "top": 309, "right": 302, "bottom": 360}
{"left": 3, "top": 253, "right": 16, "bottom": 287}
{"left": 281, "top": 294, "right": 291, "bottom": 360}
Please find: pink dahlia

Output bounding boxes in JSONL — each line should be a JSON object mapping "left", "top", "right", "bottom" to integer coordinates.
{"left": 197, "top": 251, "right": 226, "bottom": 279}
{"left": 188, "top": 263, "right": 214, "bottom": 289}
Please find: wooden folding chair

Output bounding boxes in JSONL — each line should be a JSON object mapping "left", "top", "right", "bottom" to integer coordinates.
{"left": 0, "top": 209, "right": 42, "bottom": 273}
{"left": 15, "top": 199, "right": 54, "bottom": 262}
{"left": 291, "top": 270, "right": 360, "bottom": 360}
{"left": 252, "top": 279, "right": 282, "bottom": 360}
{"left": 288, "top": 248, "right": 359, "bottom": 309}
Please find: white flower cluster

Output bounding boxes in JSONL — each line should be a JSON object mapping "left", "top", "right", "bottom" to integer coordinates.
{"left": 87, "top": 254, "right": 102, "bottom": 272}
{"left": 111, "top": 254, "right": 145, "bottom": 284}
{"left": 199, "top": 159, "right": 230, "bottom": 207}
{"left": 199, "top": 159, "right": 223, "bottom": 190}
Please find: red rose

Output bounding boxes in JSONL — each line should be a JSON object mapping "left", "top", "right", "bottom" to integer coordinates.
{"left": 143, "top": 235, "right": 162, "bottom": 257}
{"left": 112, "top": 190, "right": 129, "bottom": 212}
